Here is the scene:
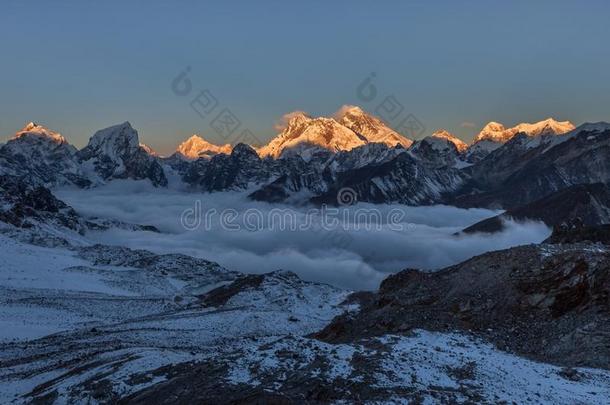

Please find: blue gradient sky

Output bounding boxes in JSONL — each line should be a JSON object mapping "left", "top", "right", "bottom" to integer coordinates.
{"left": 2, "top": 0, "right": 610, "bottom": 154}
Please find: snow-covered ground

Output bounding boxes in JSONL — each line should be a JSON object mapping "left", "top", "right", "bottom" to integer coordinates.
{"left": 0, "top": 231, "right": 352, "bottom": 403}
{"left": 223, "top": 331, "right": 610, "bottom": 404}
{"left": 0, "top": 231, "right": 236, "bottom": 344}
{"left": 0, "top": 227, "right": 609, "bottom": 403}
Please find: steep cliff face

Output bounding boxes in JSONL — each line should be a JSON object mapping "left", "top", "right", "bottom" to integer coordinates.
{"left": 0, "top": 123, "right": 89, "bottom": 187}
{"left": 455, "top": 125, "right": 610, "bottom": 209}
{"left": 77, "top": 122, "right": 167, "bottom": 187}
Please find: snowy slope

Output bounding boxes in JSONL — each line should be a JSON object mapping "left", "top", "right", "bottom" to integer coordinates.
{"left": 0, "top": 238, "right": 353, "bottom": 403}
{"left": 467, "top": 118, "right": 575, "bottom": 161}
{"left": 472, "top": 118, "right": 575, "bottom": 144}
{"left": 429, "top": 129, "right": 468, "bottom": 152}
{"left": 77, "top": 122, "right": 167, "bottom": 186}
{"left": 0, "top": 123, "right": 87, "bottom": 187}
{"left": 175, "top": 134, "right": 232, "bottom": 160}
{"left": 258, "top": 112, "right": 367, "bottom": 160}
{"left": 0, "top": 234, "right": 239, "bottom": 344}
{"left": 336, "top": 105, "right": 413, "bottom": 148}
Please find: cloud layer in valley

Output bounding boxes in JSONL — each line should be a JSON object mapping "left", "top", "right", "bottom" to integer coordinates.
{"left": 56, "top": 182, "right": 551, "bottom": 290}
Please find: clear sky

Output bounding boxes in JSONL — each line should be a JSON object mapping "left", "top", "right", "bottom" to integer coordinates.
{"left": 2, "top": 0, "right": 610, "bottom": 154}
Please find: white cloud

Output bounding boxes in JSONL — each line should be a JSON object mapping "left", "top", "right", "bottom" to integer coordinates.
{"left": 273, "top": 110, "right": 310, "bottom": 132}
{"left": 56, "top": 181, "right": 551, "bottom": 291}
{"left": 332, "top": 104, "right": 359, "bottom": 120}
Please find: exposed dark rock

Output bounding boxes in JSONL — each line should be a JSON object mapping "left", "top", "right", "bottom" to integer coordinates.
{"left": 77, "top": 122, "right": 167, "bottom": 187}
{"left": 452, "top": 129, "right": 610, "bottom": 210}
{"left": 0, "top": 175, "right": 84, "bottom": 231}
{"left": 545, "top": 219, "right": 610, "bottom": 245}
{"left": 311, "top": 152, "right": 465, "bottom": 206}
{"left": 315, "top": 243, "right": 610, "bottom": 369}
{"left": 461, "top": 183, "right": 610, "bottom": 234}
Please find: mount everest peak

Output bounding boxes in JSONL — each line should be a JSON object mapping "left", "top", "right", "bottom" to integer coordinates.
{"left": 336, "top": 104, "right": 413, "bottom": 148}
{"left": 258, "top": 112, "right": 366, "bottom": 160}
{"left": 258, "top": 106, "right": 413, "bottom": 160}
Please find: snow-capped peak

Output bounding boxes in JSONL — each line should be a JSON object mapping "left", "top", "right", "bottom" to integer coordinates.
{"left": 258, "top": 111, "right": 365, "bottom": 159}
{"left": 176, "top": 135, "right": 232, "bottom": 160}
{"left": 480, "top": 121, "right": 505, "bottom": 133}
{"left": 430, "top": 129, "right": 468, "bottom": 152}
{"left": 23, "top": 122, "right": 40, "bottom": 132}
{"left": 284, "top": 111, "right": 312, "bottom": 130}
{"left": 335, "top": 104, "right": 366, "bottom": 118}
{"left": 473, "top": 118, "right": 574, "bottom": 144}
{"left": 13, "top": 122, "right": 68, "bottom": 144}
{"left": 533, "top": 121, "right": 610, "bottom": 152}
{"left": 86, "top": 121, "right": 139, "bottom": 157}
{"left": 513, "top": 118, "right": 575, "bottom": 137}
{"left": 473, "top": 121, "right": 511, "bottom": 143}
{"left": 336, "top": 104, "right": 413, "bottom": 148}
{"left": 139, "top": 143, "right": 159, "bottom": 157}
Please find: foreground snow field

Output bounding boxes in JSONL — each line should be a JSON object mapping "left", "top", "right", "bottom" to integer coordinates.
{"left": 0, "top": 231, "right": 609, "bottom": 404}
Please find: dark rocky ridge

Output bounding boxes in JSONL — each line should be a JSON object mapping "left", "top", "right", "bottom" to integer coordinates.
{"left": 0, "top": 175, "right": 84, "bottom": 231}
{"left": 461, "top": 183, "right": 610, "bottom": 234}
{"left": 1, "top": 121, "right": 609, "bottom": 227}
{"left": 315, "top": 240, "right": 610, "bottom": 369}
{"left": 545, "top": 221, "right": 610, "bottom": 245}
{"left": 77, "top": 122, "right": 167, "bottom": 187}
{"left": 453, "top": 129, "right": 610, "bottom": 210}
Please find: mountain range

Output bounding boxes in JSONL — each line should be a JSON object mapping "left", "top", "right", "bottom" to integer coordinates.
{"left": 1, "top": 109, "right": 610, "bottom": 402}
{"left": 1, "top": 108, "right": 609, "bottom": 230}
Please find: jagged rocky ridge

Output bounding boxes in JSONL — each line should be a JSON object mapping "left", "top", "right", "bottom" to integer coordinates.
{"left": 316, "top": 225, "right": 610, "bottom": 370}
{"left": 0, "top": 122, "right": 166, "bottom": 188}
{"left": 1, "top": 115, "right": 608, "bottom": 226}
{"left": 0, "top": 174, "right": 159, "bottom": 248}
{"left": 462, "top": 183, "right": 610, "bottom": 234}
{"left": 179, "top": 117, "right": 608, "bottom": 215}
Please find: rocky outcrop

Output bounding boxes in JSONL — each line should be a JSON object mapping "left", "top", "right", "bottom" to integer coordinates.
{"left": 544, "top": 220, "right": 610, "bottom": 245}
{"left": 311, "top": 152, "right": 466, "bottom": 205}
{"left": 316, "top": 242, "right": 610, "bottom": 369}
{"left": 184, "top": 143, "right": 271, "bottom": 191}
{"left": 454, "top": 126, "right": 610, "bottom": 209}
{"left": 0, "top": 175, "right": 84, "bottom": 232}
{"left": 77, "top": 122, "right": 167, "bottom": 187}
{"left": 0, "top": 123, "right": 90, "bottom": 187}
{"left": 461, "top": 183, "right": 610, "bottom": 234}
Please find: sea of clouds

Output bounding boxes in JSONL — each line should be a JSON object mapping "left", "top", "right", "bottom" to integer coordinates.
{"left": 56, "top": 181, "right": 551, "bottom": 290}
